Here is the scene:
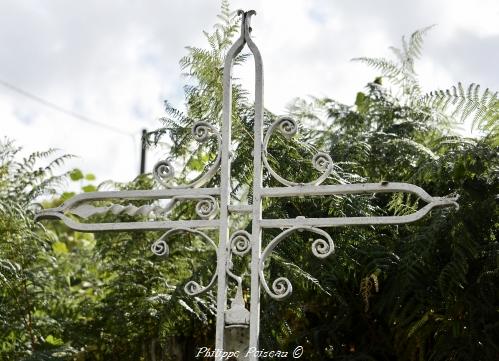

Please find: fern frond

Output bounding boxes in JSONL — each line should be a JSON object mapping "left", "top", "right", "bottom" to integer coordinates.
{"left": 388, "top": 137, "right": 439, "bottom": 160}
{"left": 360, "top": 272, "right": 380, "bottom": 312}
{"left": 355, "top": 26, "right": 436, "bottom": 100}
{"left": 352, "top": 57, "right": 401, "bottom": 78}
{"left": 407, "top": 25, "right": 435, "bottom": 61}
{"left": 420, "top": 83, "right": 499, "bottom": 126}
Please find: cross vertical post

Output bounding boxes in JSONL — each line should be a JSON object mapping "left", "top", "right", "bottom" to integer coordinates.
{"left": 243, "top": 10, "right": 265, "bottom": 358}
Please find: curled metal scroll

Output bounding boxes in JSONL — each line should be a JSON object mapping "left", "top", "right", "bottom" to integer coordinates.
{"left": 226, "top": 230, "right": 252, "bottom": 284}
{"left": 262, "top": 117, "right": 334, "bottom": 187}
{"left": 259, "top": 226, "right": 334, "bottom": 300}
{"left": 151, "top": 232, "right": 170, "bottom": 256}
{"left": 195, "top": 196, "right": 219, "bottom": 219}
{"left": 153, "top": 121, "right": 222, "bottom": 189}
{"left": 229, "top": 230, "right": 252, "bottom": 257}
{"left": 151, "top": 228, "right": 218, "bottom": 296}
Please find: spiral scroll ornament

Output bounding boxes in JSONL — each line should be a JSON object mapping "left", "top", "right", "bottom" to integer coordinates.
{"left": 184, "top": 280, "right": 203, "bottom": 296}
{"left": 191, "top": 121, "right": 213, "bottom": 142}
{"left": 225, "top": 230, "right": 252, "bottom": 291}
{"left": 151, "top": 235, "right": 170, "bottom": 257}
{"left": 271, "top": 277, "right": 293, "bottom": 300}
{"left": 153, "top": 121, "right": 221, "bottom": 189}
{"left": 150, "top": 228, "right": 218, "bottom": 296}
{"left": 153, "top": 159, "right": 175, "bottom": 184}
{"left": 276, "top": 117, "right": 297, "bottom": 139}
{"left": 259, "top": 226, "right": 334, "bottom": 300}
{"left": 195, "top": 197, "right": 219, "bottom": 219}
{"left": 262, "top": 117, "right": 333, "bottom": 186}
{"left": 229, "top": 230, "right": 252, "bottom": 256}
{"left": 312, "top": 238, "right": 332, "bottom": 258}
{"left": 312, "top": 152, "right": 332, "bottom": 172}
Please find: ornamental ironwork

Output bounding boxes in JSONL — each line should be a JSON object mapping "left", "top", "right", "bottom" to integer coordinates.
{"left": 36, "top": 10, "right": 459, "bottom": 361}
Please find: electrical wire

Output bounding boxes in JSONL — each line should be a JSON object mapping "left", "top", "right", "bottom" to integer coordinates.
{"left": 0, "top": 78, "right": 134, "bottom": 136}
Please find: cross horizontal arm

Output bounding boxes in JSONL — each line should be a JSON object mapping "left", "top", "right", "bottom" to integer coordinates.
{"left": 34, "top": 188, "right": 221, "bottom": 231}
{"left": 260, "top": 182, "right": 458, "bottom": 228}
{"left": 55, "top": 187, "right": 220, "bottom": 209}
{"left": 261, "top": 182, "right": 443, "bottom": 202}
{"left": 36, "top": 211, "right": 219, "bottom": 232}
{"left": 261, "top": 201, "right": 456, "bottom": 228}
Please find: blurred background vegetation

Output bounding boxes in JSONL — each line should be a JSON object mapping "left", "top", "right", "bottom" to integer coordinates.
{"left": 1, "top": 1, "right": 498, "bottom": 360}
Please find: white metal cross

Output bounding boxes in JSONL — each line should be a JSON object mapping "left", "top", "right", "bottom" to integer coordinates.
{"left": 36, "top": 10, "right": 458, "bottom": 361}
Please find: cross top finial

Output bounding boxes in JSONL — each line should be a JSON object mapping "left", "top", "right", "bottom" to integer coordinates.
{"left": 237, "top": 9, "right": 257, "bottom": 35}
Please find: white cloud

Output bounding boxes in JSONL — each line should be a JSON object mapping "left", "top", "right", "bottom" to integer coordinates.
{"left": 1, "top": 0, "right": 497, "bottom": 185}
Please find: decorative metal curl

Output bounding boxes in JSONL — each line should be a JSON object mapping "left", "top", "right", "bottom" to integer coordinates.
{"left": 153, "top": 159, "right": 175, "bottom": 183}
{"left": 151, "top": 228, "right": 218, "bottom": 296}
{"left": 312, "top": 152, "right": 332, "bottom": 172}
{"left": 184, "top": 280, "right": 206, "bottom": 296}
{"left": 262, "top": 117, "right": 333, "bottom": 186}
{"left": 276, "top": 117, "right": 297, "bottom": 139}
{"left": 195, "top": 196, "right": 219, "bottom": 219}
{"left": 151, "top": 235, "right": 169, "bottom": 256}
{"left": 312, "top": 238, "right": 331, "bottom": 258}
{"left": 229, "top": 230, "right": 252, "bottom": 256}
{"left": 192, "top": 121, "right": 214, "bottom": 142}
{"left": 259, "top": 226, "right": 334, "bottom": 300}
{"left": 225, "top": 231, "right": 252, "bottom": 286}
{"left": 271, "top": 277, "right": 292, "bottom": 300}
{"left": 153, "top": 121, "right": 222, "bottom": 189}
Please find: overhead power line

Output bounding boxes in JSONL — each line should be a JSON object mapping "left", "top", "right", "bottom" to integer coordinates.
{"left": 0, "top": 78, "right": 134, "bottom": 136}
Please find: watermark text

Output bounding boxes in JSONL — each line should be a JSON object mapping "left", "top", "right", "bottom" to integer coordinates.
{"left": 196, "top": 346, "right": 303, "bottom": 358}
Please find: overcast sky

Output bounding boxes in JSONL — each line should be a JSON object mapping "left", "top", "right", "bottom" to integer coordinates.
{"left": 1, "top": 0, "right": 498, "bottom": 185}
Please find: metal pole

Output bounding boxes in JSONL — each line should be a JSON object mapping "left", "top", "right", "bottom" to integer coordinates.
{"left": 140, "top": 129, "right": 147, "bottom": 174}
{"left": 215, "top": 13, "right": 246, "bottom": 360}
{"left": 245, "top": 11, "right": 264, "bottom": 360}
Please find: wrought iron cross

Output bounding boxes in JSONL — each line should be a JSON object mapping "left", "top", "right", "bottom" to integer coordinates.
{"left": 36, "top": 10, "right": 458, "bottom": 360}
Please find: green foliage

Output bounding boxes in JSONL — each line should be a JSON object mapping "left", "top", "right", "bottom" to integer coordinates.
{"left": 145, "top": 10, "right": 498, "bottom": 359}
{"left": 0, "top": 139, "right": 78, "bottom": 360}
{"left": 354, "top": 27, "right": 499, "bottom": 142}
{"left": 76, "top": 176, "right": 216, "bottom": 360}
{"left": 271, "top": 34, "right": 499, "bottom": 358}
{"left": 0, "top": 141, "right": 215, "bottom": 360}
{"left": 421, "top": 83, "right": 499, "bottom": 137}
{"left": 353, "top": 25, "right": 435, "bottom": 99}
